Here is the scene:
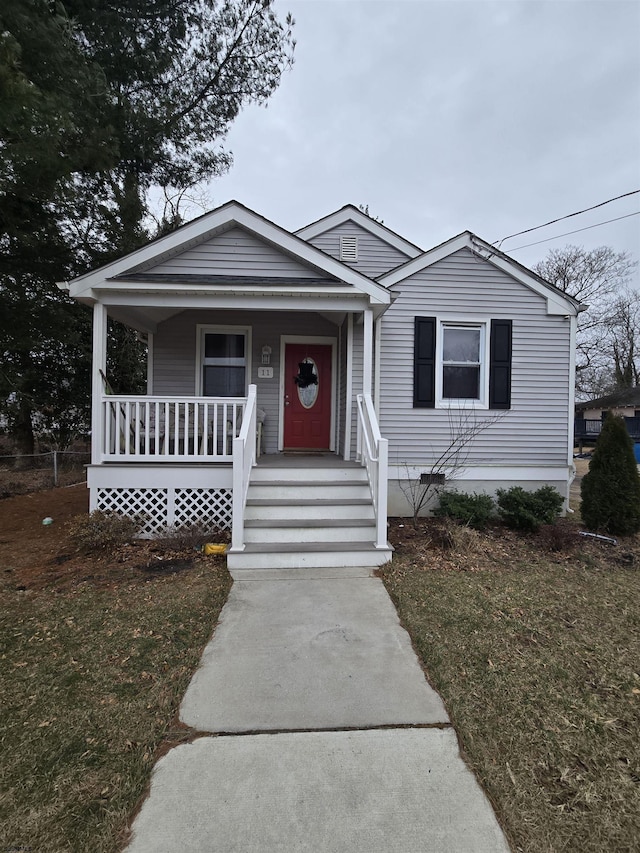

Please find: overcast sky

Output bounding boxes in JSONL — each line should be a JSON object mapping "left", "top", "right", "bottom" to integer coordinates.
{"left": 208, "top": 0, "right": 640, "bottom": 285}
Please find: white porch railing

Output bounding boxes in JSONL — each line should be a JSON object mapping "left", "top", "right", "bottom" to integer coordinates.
{"left": 231, "top": 385, "right": 258, "bottom": 551}
{"left": 356, "top": 392, "right": 389, "bottom": 550}
{"left": 100, "top": 394, "right": 246, "bottom": 462}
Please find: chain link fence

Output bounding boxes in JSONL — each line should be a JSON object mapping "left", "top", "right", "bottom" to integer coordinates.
{"left": 0, "top": 450, "right": 91, "bottom": 498}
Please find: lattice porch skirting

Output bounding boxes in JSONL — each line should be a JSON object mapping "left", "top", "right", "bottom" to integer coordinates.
{"left": 96, "top": 486, "right": 232, "bottom": 535}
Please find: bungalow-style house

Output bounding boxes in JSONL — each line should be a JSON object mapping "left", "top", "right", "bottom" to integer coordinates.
{"left": 62, "top": 201, "right": 581, "bottom": 570}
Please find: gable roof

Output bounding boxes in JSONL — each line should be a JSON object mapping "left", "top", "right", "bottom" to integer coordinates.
{"left": 378, "top": 231, "right": 583, "bottom": 316}
{"left": 295, "top": 204, "right": 423, "bottom": 259}
{"left": 576, "top": 387, "right": 640, "bottom": 411}
{"left": 63, "top": 200, "right": 392, "bottom": 306}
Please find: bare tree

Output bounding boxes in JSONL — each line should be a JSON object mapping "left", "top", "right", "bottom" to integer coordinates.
{"left": 533, "top": 245, "right": 638, "bottom": 396}
{"left": 398, "top": 407, "right": 507, "bottom": 526}
{"left": 603, "top": 288, "right": 640, "bottom": 388}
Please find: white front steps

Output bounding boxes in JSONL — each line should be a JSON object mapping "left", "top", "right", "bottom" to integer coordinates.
{"left": 227, "top": 457, "right": 392, "bottom": 571}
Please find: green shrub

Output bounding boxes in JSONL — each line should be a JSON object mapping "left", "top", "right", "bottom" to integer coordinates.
{"left": 66, "top": 510, "right": 139, "bottom": 553}
{"left": 496, "top": 485, "right": 564, "bottom": 532}
{"left": 435, "top": 491, "right": 495, "bottom": 529}
{"left": 580, "top": 414, "right": 640, "bottom": 535}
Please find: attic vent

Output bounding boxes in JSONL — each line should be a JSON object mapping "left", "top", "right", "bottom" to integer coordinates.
{"left": 340, "top": 235, "right": 358, "bottom": 262}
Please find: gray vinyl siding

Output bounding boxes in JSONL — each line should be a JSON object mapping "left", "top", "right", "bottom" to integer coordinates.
{"left": 306, "top": 222, "right": 410, "bottom": 279}
{"left": 153, "top": 309, "right": 340, "bottom": 454}
{"left": 379, "top": 248, "right": 572, "bottom": 467}
{"left": 144, "top": 227, "right": 325, "bottom": 279}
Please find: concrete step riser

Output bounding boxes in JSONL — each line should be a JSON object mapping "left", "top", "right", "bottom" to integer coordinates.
{"left": 244, "top": 504, "right": 375, "bottom": 521}
{"left": 248, "top": 484, "right": 371, "bottom": 501}
{"left": 227, "top": 548, "right": 392, "bottom": 570}
{"left": 244, "top": 526, "right": 376, "bottom": 544}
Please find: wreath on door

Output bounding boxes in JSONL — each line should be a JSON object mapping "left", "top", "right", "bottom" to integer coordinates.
{"left": 294, "top": 360, "right": 318, "bottom": 389}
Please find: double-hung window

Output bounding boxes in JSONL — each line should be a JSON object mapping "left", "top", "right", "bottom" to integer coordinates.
{"left": 414, "top": 316, "right": 511, "bottom": 410}
{"left": 199, "top": 327, "right": 249, "bottom": 397}
{"left": 441, "top": 323, "right": 484, "bottom": 403}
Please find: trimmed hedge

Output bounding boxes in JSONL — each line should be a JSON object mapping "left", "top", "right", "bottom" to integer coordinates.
{"left": 496, "top": 485, "right": 563, "bottom": 532}
{"left": 435, "top": 491, "right": 495, "bottom": 529}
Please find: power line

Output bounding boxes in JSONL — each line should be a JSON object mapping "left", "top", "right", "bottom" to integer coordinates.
{"left": 505, "top": 211, "right": 640, "bottom": 251}
{"left": 494, "top": 189, "right": 640, "bottom": 247}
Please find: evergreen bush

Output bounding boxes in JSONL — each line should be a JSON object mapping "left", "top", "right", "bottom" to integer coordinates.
{"left": 435, "top": 491, "right": 495, "bottom": 529}
{"left": 496, "top": 485, "right": 564, "bottom": 532}
{"left": 580, "top": 414, "right": 640, "bottom": 535}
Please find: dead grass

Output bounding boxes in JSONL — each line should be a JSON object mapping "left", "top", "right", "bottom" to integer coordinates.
{"left": 382, "top": 518, "right": 640, "bottom": 853}
{"left": 0, "top": 552, "right": 231, "bottom": 852}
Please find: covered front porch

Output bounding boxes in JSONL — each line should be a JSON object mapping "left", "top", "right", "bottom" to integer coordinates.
{"left": 64, "top": 201, "right": 393, "bottom": 564}
{"left": 88, "top": 386, "right": 389, "bottom": 563}
{"left": 87, "top": 301, "right": 390, "bottom": 556}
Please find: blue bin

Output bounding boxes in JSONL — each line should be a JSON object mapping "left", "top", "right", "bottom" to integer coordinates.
{"left": 635, "top": 443, "right": 640, "bottom": 463}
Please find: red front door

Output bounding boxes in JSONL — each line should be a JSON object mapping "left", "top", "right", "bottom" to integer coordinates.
{"left": 283, "top": 343, "right": 332, "bottom": 450}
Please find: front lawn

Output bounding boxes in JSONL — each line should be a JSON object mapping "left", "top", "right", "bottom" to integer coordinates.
{"left": 382, "top": 520, "right": 640, "bottom": 853}
{"left": 0, "top": 546, "right": 231, "bottom": 852}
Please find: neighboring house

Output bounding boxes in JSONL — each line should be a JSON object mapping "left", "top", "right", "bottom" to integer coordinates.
{"left": 575, "top": 387, "right": 640, "bottom": 444}
{"left": 62, "top": 201, "right": 581, "bottom": 569}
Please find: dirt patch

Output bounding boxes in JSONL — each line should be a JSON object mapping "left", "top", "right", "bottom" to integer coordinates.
{"left": 0, "top": 484, "right": 225, "bottom": 592}
{"left": 0, "top": 483, "right": 89, "bottom": 569}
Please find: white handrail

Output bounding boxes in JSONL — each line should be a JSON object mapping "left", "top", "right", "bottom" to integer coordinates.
{"left": 231, "top": 385, "right": 258, "bottom": 551}
{"left": 356, "top": 392, "right": 389, "bottom": 550}
{"left": 100, "top": 394, "right": 246, "bottom": 462}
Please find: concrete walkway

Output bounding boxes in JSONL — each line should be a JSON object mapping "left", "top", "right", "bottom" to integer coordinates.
{"left": 124, "top": 569, "right": 511, "bottom": 852}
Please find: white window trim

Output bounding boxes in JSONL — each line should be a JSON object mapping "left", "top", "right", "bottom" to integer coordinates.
{"left": 195, "top": 324, "right": 252, "bottom": 397}
{"left": 435, "top": 318, "right": 489, "bottom": 409}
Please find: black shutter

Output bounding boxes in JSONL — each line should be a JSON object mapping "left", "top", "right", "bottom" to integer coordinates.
{"left": 489, "top": 319, "right": 512, "bottom": 409}
{"left": 413, "top": 317, "right": 436, "bottom": 408}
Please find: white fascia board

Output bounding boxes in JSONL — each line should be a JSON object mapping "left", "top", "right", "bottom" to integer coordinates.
{"left": 98, "top": 280, "right": 374, "bottom": 297}
{"left": 93, "top": 282, "right": 387, "bottom": 305}
{"left": 379, "top": 232, "right": 580, "bottom": 316}
{"left": 296, "top": 206, "right": 423, "bottom": 258}
{"left": 66, "top": 202, "right": 391, "bottom": 306}
{"left": 96, "top": 291, "right": 375, "bottom": 314}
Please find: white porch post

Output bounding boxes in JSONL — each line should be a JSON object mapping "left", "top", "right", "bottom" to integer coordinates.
{"left": 91, "top": 303, "right": 107, "bottom": 465}
{"left": 374, "top": 315, "right": 382, "bottom": 413}
{"left": 343, "top": 314, "right": 353, "bottom": 460}
{"left": 363, "top": 308, "right": 373, "bottom": 395}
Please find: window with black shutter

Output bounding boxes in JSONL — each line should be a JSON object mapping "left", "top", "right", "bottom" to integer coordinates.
{"left": 488, "top": 319, "right": 512, "bottom": 410}
{"left": 413, "top": 316, "right": 512, "bottom": 410}
{"left": 413, "top": 317, "right": 436, "bottom": 408}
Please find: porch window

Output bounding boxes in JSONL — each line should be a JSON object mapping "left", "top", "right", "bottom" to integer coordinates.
{"left": 201, "top": 331, "right": 247, "bottom": 396}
